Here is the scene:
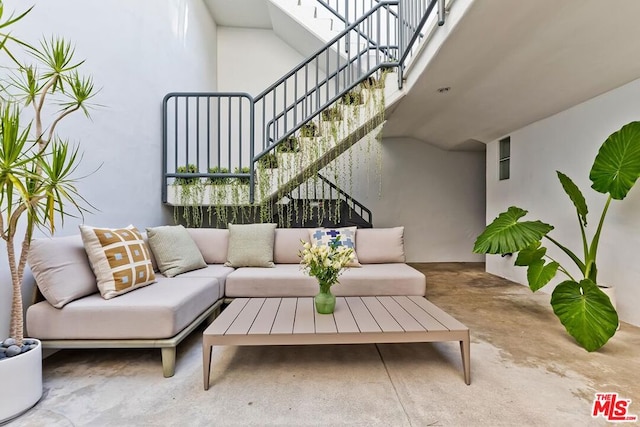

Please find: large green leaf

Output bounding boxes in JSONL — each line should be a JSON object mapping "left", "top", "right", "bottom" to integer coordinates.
{"left": 557, "top": 171, "right": 588, "bottom": 226}
{"left": 526, "top": 260, "right": 559, "bottom": 292}
{"left": 550, "top": 279, "right": 618, "bottom": 351}
{"left": 473, "top": 206, "right": 554, "bottom": 255}
{"left": 590, "top": 121, "right": 640, "bottom": 200}
{"left": 514, "top": 241, "right": 545, "bottom": 266}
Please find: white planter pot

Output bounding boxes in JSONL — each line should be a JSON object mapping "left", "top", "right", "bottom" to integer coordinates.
{"left": 0, "top": 338, "right": 43, "bottom": 423}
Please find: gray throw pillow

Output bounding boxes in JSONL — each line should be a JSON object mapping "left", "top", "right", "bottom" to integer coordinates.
{"left": 225, "top": 223, "right": 277, "bottom": 267}
{"left": 146, "top": 225, "right": 207, "bottom": 277}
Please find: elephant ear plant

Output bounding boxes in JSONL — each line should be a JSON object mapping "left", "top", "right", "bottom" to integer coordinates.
{"left": 473, "top": 121, "right": 640, "bottom": 352}
{"left": 0, "top": 4, "right": 95, "bottom": 353}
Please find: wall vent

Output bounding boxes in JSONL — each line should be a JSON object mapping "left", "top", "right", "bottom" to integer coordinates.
{"left": 499, "top": 137, "right": 510, "bottom": 180}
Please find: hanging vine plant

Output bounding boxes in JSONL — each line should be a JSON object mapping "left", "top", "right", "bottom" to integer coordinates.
{"left": 321, "top": 105, "right": 343, "bottom": 122}
{"left": 259, "top": 153, "right": 279, "bottom": 169}
{"left": 277, "top": 135, "right": 300, "bottom": 153}
{"left": 206, "top": 166, "right": 231, "bottom": 226}
{"left": 341, "top": 89, "right": 363, "bottom": 105}
{"left": 300, "top": 121, "right": 319, "bottom": 137}
{"left": 173, "top": 164, "right": 204, "bottom": 227}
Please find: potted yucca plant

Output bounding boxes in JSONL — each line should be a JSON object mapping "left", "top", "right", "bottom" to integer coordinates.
{"left": 473, "top": 121, "right": 640, "bottom": 352}
{"left": 0, "top": 2, "right": 95, "bottom": 422}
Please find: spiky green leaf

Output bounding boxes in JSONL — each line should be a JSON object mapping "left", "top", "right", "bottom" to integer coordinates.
{"left": 0, "top": 6, "right": 32, "bottom": 30}
{"left": 473, "top": 206, "right": 554, "bottom": 255}
{"left": 557, "top": 171, "right": 588, "bottom": 226}
{"left": 590, "top": 121, "right": 640, "bottom": 200}
{"left": 551, "top": 279, "right": 618, "bottom": 351}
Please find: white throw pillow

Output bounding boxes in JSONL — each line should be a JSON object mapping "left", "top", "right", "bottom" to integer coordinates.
{"left": 308, "top": 226, "right": 362, "bottom": 267}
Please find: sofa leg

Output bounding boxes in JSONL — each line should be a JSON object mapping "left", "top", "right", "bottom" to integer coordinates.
{"left": 161, "top": 347, "right": 176, "bottom": 378}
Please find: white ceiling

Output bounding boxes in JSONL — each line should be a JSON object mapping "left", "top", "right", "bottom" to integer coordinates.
{"left": 204, "top": 0, "right": 640, "bottom": 151}
{"left": 204, "top": 0, "right": 272, "bottom": 29}
{"left": 384, "top": 0, "right": 640, "bottom": 150}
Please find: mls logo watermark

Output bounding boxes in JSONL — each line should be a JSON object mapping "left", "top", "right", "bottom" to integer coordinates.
{"left": 592, "top": 392, "right": 638, "bottom": 423}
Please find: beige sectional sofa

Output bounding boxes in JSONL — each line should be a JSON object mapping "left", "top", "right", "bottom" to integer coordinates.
{"left": 26, "top": 226, "right": 425, "bottom": 377}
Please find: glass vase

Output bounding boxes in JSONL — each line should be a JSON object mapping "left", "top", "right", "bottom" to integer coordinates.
{"left": 314, "top": 285, "right": 336, "bottom": 314}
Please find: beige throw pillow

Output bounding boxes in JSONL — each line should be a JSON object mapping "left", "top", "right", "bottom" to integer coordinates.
{"left": 186, "top": 228, "right": 229, "bottom": 264}
{"left": 28, "top": 235, "right": 98, "bottom": 308}
{"left": 146, "top": 225, "right": 207, "bottom": 277}
{"left": 355, "top": 227, "right": 406, "bottom": 263}
{"left": 225, "top": 223, "right": 277, "bottom": 267}
{"left": 80, "top": 225, "right": 156, "bottom": 299}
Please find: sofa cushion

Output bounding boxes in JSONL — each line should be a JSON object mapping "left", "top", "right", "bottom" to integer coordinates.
{"left": 274, "top": 228, "right": 308, "bottom": 264}
{"left": 186, "top": 228, "right": 229, "bottom": 264}
{"left": 80, "top": 225, "right": 156, "bottom": 300}
{"left": 356, "top": 227, "right": 406, "bottom": 263}
{"left": 176, "top": 264, "right": 235, "bottom": 299}
{"left": 309, "top": 226, "right": 361, "bottom": 267}
{"left": 225, "top": 223, "right": 276, "bottom": 267}
{"left": 146, "top": 225, "right": 207, "bottom": 277}
{"left": 28, "top": 235, "right": 98, "bottom": 308}
{"left": 225, "top": 264, "right": 425, "bottom": 297}
{"left": 26, "top": 276, "right": 220, "bottom": 340}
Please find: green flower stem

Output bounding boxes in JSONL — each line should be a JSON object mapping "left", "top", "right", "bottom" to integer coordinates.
{"left": 318, "top": 281, "right": 334, "bottom": 294}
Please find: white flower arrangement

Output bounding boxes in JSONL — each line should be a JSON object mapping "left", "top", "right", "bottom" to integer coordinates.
{"left": 299, "top": 237, "right": 355, "bottom": 292}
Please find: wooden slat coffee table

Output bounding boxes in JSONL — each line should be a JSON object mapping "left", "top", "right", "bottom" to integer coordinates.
{"left": 203, "top": 296, "right": 470, "bottom": 390}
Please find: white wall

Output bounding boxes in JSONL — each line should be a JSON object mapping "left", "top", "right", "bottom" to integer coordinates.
{"left": 331, "top": 137, "right": 486, "bottom": 262}
{"left": 216, "top": 26, "right": 328, "bottom": 164}
{"left": 0, "top": 0, "right": 218, "bottom": 338}
{"left": 217, "top": 27, "right": 306, "bottom": 94}
{"left": 486, "top": 78, "right": 640, "bottom": 327}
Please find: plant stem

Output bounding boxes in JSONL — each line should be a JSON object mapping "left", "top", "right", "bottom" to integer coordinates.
{"left": 544, "top": 234, "right": 586, "bottom": 274}
{"left": 545, "top": 254, "right": 576, "bottom": 281}
{"left": 586, "top": 195, "right": 612, "bottom": 282}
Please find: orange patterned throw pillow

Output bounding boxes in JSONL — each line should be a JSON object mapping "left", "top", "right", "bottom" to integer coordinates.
{"left": 80, "top": 225, "right": 156, "bottom": 299}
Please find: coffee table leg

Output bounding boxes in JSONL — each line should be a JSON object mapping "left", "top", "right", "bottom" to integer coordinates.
{"left": 460, "top": 331, "right": 471, "bottom": 385}
{"left": 203, "top": 339, "right": 212, "bottom": 391}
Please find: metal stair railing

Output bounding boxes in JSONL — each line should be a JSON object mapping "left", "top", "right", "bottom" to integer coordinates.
{"left": 315, "top": 1, "right": 444, "bottom": 71}
{"left": 316, "top": 0, "right": 400, "bottom": 26}
{"left": 314, "top": 173, "right": 373, "bottom": 225}
{"left": 314, "top": 0, "right": 398, "bottom": 57}
{"left": 256, "top": 1, "right": 398, "bottom": 154}
{"left": 398, "top": 0, "right": 445, "bottom": 74}
{"left": 163, "top": 0, "right": 443, "bottom": 205}
{"left": 285, "top": 172, "right": 373, "bottom": 226}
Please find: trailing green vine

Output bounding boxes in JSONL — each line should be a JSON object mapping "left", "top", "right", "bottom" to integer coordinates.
{"left": 173, "top": 164, "right": 204, "bottom": 227}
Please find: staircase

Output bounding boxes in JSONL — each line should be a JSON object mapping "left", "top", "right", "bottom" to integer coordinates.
{"left": 163, "top": 0, "right": 446, "bottom": 227}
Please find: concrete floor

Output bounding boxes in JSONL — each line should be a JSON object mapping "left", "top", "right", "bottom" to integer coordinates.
{"left": 10, "top": 263, "right": 640, "bottom": 426}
